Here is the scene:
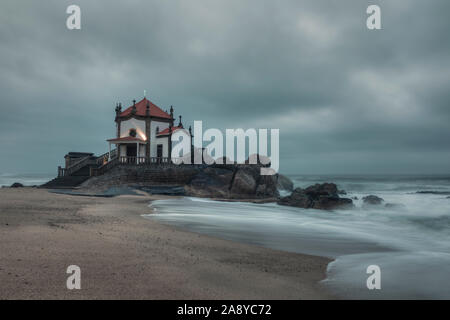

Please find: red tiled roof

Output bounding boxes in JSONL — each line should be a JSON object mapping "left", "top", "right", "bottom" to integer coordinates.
{"left": 107, "top": 136, "right": 146, "bottom": 142}
{"left": 157, "top": 126, "right": 183, "bottom": 136}
{"left": 119, "top": 98, "right": 171, "bottom": 119}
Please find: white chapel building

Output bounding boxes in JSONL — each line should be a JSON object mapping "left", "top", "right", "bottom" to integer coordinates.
{"left": 107, "top": 97, "right": 190, "bottom": 163}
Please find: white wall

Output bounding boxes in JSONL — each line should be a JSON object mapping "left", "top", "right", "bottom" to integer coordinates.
{"left": 119, "top": 144, "right": 126, "bottom": 157}
{"left": 117, "top": 119, "right": 178, "bottom": 158}
{"left": 155, "top": 137, "right": 169, "bottom": 157}
{"left": 139, "top": 144, "right": 146, "bottom": 157}
{"left": 150, "top": 120, "right": 169, "bottom": 157}
{"left": 120, "top": 119, "right": 146, "bottom": 140}
{"left": 171, "top": 129, "right": 191, "bottom": 158}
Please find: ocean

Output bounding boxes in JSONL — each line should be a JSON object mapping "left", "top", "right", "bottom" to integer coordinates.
{"left": 0, "top": 173, "right": 54, "bottom": 187}
{"left": 145, "top": 174, "right": 450, "bottom": 299}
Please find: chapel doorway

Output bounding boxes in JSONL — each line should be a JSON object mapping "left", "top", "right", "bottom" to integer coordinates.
{"left": 126, "top": 145, "right": 137, "bottom": 163}
{"left": 157, "top": 144, "right": 163, "bottom": 161}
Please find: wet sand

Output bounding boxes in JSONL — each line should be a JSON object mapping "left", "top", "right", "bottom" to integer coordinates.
{"left": 0, "top": 188, "right": 332, "bottom": 299}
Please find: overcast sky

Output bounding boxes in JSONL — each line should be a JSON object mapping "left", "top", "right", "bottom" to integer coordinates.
{"left": 1, "top": 0, "right": 449, "bottom": 174}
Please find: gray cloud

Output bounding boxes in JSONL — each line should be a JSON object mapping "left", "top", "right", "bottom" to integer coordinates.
{"left": 0, "top": 0, "right": 449, "bottom": 174}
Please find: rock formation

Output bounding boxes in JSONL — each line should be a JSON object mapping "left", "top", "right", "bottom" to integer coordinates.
{"left": 362, "top": 195, "right": 384, "bottom": 205}
{"left": 185, "top": 164, "right": 279, "bottom": 199}
{"left": 10, "top": 182, "right": 24, "bottom": 188}
{"left": 276, "top": 174, "right": 294, "bottom": 192}
{"left": 277, "top": 183, "right": 353, "bottom": 210}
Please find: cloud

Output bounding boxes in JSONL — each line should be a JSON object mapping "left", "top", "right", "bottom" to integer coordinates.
{"left": 0, "top": 0, "right": 449, "bottom": 174}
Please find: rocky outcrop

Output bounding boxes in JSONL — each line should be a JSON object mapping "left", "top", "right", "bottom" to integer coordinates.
{"left": 277, "top": 183, "right": 353, "bottom": 210}
{"left": 256, "top": 174, "right": 279, "bottom": 198}
{"left": 76, "top": 161, "right": 278, "bottom": 199}
{"left": 278, "top": 188, "right": 312, "bottom": 208}
{"left": 362, "top": 195, "right": 384, "bottom": 205}
{"left": 10, "top": 182, "right": 24, "bottom": 188}
{"left": 184, "top": 167, "right": 234, "bottom": 198}
{"left": 231, "top": 167, "right": 258, "bottom": 195}
{"left": 416, "top": 191, "right": 450, "bottom": 195}
{"left": 313, "top": 196, "right": 353, "bottom": 210}
{"left": 276, "top": 174, "right": 294, "bottom": 192}
{"left": 185, "top": 165, "right": 279, "bottom": 199}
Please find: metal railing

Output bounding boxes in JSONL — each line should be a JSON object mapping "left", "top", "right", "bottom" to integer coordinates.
{"left": 58, "top": 166, "right": 66, "bottom": 177}
{"left": 96, "top": 149, "right": 117, "bottom": 165}
{"left": 91, "top": 156, "right": 119, "bottom": 176}
{"left": 118, "top": 156, "right": 171, "bottom": 165}
{"left": 59, "top": 150, "right": 119, "bottom": 177}
{"left": 90, "top": 156, "right": 178, "bottom": 176}
{"left": 62, "top": 152, "right": 187, "bottom": 178}
{"left": 64, "top": 156, "right": 97, "bottom": 176}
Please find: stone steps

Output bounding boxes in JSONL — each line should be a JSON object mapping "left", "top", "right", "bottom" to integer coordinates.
{"left": 80, "top": 165, "right": 204, "bottom": 189}
{"left": 41, "top": 175, "right": 91, "bottom": 189}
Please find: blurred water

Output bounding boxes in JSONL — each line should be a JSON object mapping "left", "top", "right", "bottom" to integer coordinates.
{"left": 144, "top": 174, "right": 450, "bottom": 299}
{"left": 0, "top": 173, "right": 54, "bottom": 187}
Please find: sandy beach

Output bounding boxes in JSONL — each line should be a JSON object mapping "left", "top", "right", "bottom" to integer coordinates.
{"left": 0, "top": 188, "right": 332, "bottom": 299}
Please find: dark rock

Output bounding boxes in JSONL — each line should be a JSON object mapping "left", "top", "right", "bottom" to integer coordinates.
{"left": 276, "top": 174, "right": 294, "bottom": 192}
{"left": 10, "top": 182, "right": 24, "bottom": 188}
{"left": 256, "top": 174, "right": 279, "bottom": 198}
{"left": 362, "top": 195, "right": 384, "bottom": 205}
{"left": 231, "top": 166, "right": 258, "bottom": 195}
{"left": 416, "top": 191, "right": 450, "bottom": 195}
{"left": 185, "top": 164, "right": 279, "bottom": 199}
{"left": 185, "top": 167, "right": 234, "bottom": 198}
{"left": 304, "top": 183, "right": 339, "bottom": 197}
{"left": 230, "top": 165, "right": 278, "bottom": 199}
{"left": 278, "top": 183, "right": 353, "bottom": 210}
{"left": 352, "top": 196, "right": 358, "bottom": 200}
{"left": 277, "top": 188, "right": 312, "bottom": 208}
{"left": 312, "top": 196, "right": 354, "bottom": 210}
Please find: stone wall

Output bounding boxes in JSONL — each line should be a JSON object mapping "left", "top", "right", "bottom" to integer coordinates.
{"left": 80, "top": 163, "right": 282, "bottom": 200}
{"left": 80, "top": 164, "right": 205, "bottom": 190}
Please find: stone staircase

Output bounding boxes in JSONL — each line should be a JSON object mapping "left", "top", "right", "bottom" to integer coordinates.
{"left": 41, "top": 150, "right": 198, "bottom": 189}
{"left": 40, "top": 175, "right": 92, "bottom": 189}
{"left": 41, "top": 151, "right": 115, "bottom": 189}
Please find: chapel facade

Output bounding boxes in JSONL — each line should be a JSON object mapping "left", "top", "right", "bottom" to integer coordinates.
{"left": 107, "top": 97, "right": 188, "bottom": 163}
